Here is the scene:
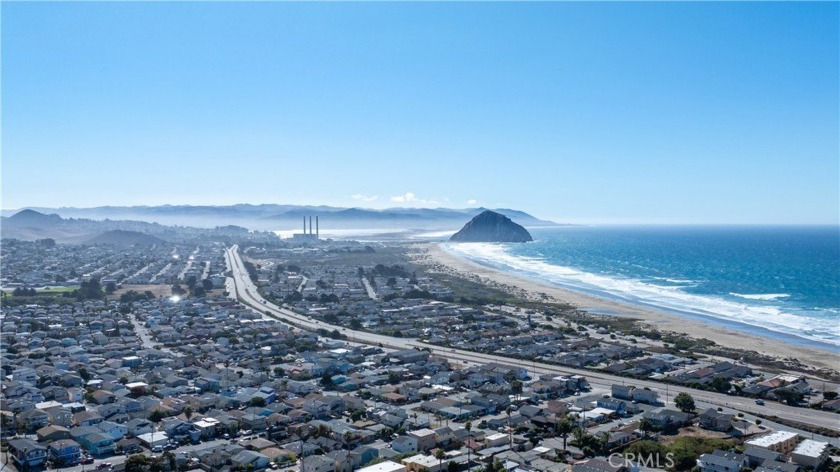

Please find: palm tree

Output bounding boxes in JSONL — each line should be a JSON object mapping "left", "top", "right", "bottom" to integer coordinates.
{"left": 555, "top": 417, "right": 574, "bottom": 450}
{"left": 434, "top": 448, "right": 446, "bottom": 472}
{"left": 465, "top": 421, "right": 473, "bottom": 465}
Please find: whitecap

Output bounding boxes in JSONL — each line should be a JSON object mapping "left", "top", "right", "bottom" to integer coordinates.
{"left": 729, "top": 293, "right": 791, "bottom": 301}
{"left": 442, "top": 242, "right": 840, "bottom": 347}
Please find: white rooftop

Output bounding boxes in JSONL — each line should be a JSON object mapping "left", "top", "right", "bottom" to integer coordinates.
{"left": 410, "top": 428, "right": 436, "bottom": 437}
{"left": 356, "top": 461, "right": 406, "bottom": 472}
{"left": 404, "top": 454, "right": 441, "bottom": 468}
{"left": 793, "top": 439, "right": 829, "bottom": 458}
{"left": 746, "top": 431, "right": 798, "bottom": 448}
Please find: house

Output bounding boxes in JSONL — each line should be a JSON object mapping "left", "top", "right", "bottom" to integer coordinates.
{"left": 611, "top": 385, "right": 634, "bottom": 400}
{"left": 697, "top": 450, "right": 748, "bottom": 472}
{"left": 117, "top": 438, "right": 143, "bottom": 454}
{"left": 9, "top": 438, "right": 49, "bottom": 468}
{"left": 392, "top": 435, "right": 418, "bottom": 454}
{"left": 572, "top": 458, "right": 627, "bottom": 472}
{"left": 44, "top": 406, "right": 74, "bottom": 427}
{"left": 790, "top": 440, "right": 829, "bottom": 468}
{"left": 126, "top": 418, "right": 155, "bottom": 437}
{"left": 743, "top": 446, "right": 782, "bottom": 467}
{"left": 97, "top": 421, "right": 129, "bottom": 441}
{"left": 230, "top": 450, "right": 270, "bottom": 470}
{"left": 402, "top": 453, "right": 447, "bottom": 472}
{"left": 597, "top": 398, "right": 627, "bottom": 414}
{"left": 410, "top": 428, "right": 437, "bottom": 452}
{"left": 36, "top": 425, "right": 71, "bottom": 442}
{"left": 137, "top": 432, "right": 169, "bottom": 449}
{"left": 700, "top": 409, "right": 732, "bottom": 432}
{"left": 631, "top": 388, "right": 659, "bottom": 405}
{"left": 642, "top": 409, "right": 692, "bottom": 429}
{"left": 73, "top": 410, "right": 104, "bottom": 427}
{"left": 48, "top": 439, "right": 82, "bottom": 466}
{"left": 19, "top": 409, "right": 50, "bottom": 431}
{"left": 78, "top": 432, "right": 116, "bottom": 456}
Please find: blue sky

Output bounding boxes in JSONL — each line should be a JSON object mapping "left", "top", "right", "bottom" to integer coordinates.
{"left": 2, "top": 2, "right": 838, "bottom": 224}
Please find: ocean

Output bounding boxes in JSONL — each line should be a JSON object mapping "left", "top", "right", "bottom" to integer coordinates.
{"left": 443, "top": 225, "right": 840, "bottom": 349}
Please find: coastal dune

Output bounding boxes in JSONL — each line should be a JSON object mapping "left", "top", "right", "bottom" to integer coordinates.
{"left": 420, "top": 243, "right": 838, "bottom": 372}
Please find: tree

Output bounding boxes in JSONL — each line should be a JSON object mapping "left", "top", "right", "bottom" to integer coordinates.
{"left": 556, "top": 417, "right": 574, "bottom": 450}
{"left": 511, "top": 380, "right": 523, "bottom": 401}
{"left": 434, "top": 448, "right": 446, "bottom": 472}
{"left": 710, "top": 376, "right": 732, "bottom": 394}
{"left": 465, "top": 421, "right": 473, "bottom": 464}
{"left": 639, "top": 418, "right": 656, "bottom": 438}
{"left": 105, "top": 282, "right": 117, "bottom": 294}
{"left": 202, "top": 279, "right": 214, "bottom": 292}
{"left": 249, "top": 397, "right": 266, "bottom": 407}
{"left": 674, "top": 392, "right": 696, "bottom": 413}
{"left": 774, "top": 388, "right": 803, "bottom": 405}
{"left": 183, "top": 406, "right": 193, "bottom": 420}
{"left": 822, "top": 391, "right": 838, "bottom": 401}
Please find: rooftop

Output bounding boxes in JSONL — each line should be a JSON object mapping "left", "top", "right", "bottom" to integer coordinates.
{"left": 745, "top": 431, "right": 798, "bottom": 448}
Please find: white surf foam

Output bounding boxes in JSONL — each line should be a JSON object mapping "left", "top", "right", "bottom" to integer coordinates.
{"left": 443, "top": 242, "right": 840, "bottom": 347}
{"left": 729, "top": 293, "right": 791, "bottom": 301}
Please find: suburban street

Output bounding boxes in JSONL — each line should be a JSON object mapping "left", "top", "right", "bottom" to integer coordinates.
{"left": 225, "top": 245, "right": 840, "bottom": 433}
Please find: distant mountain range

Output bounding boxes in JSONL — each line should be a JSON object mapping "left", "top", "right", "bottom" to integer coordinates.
{"left": 1, "top": 204, "right": 559, "bottom": 231}
{"left": 0, "top": 209, "right": 175, "bottom": 243}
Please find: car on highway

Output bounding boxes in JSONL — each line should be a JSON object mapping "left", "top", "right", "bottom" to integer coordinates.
{"left": 755, "top": 399, "right": 765, "bottom": 405}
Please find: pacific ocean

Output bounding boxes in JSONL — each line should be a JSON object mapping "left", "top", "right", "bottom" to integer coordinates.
{"left": 445, "top": 225, "right": 840, "bottom": 349}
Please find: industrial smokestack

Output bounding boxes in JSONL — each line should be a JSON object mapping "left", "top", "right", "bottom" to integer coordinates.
{"left": 303, "top": 217, "right": 306, "bottom": 234}
{"left": 309, "top": 216, "right": 312, "bottom": 235}
{"left": 316, "top": 216, "right": 319, "bottom": 239}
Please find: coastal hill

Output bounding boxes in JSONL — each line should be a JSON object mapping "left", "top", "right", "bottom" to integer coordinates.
{"left": 1, "top": 204, "right": 558, "bottom": 231}
{"left": 449, "top": 210, "right": 533, "bottom": 243}
{"left": 85, "top": 230, "right": 166, "bottom": 246}
{"left": 1, "top": 209, "right": 182, "bottom": 243}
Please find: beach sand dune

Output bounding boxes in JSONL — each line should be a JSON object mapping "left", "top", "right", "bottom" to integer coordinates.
{"left": 418, "top": 243, "right": 839, "bottom": 373}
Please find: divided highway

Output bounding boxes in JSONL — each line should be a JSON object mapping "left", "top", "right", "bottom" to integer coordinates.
{"left": 225, "top": 245, "right": 839, "bottom": 432}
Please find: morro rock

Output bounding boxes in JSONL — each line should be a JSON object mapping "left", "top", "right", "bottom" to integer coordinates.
{"left": 449, "top": 210, "right": 533, "bottom": 243}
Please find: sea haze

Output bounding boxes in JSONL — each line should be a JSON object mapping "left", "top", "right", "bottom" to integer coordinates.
{"left": 445, "top": 225, "right": 840, "bottom": 349}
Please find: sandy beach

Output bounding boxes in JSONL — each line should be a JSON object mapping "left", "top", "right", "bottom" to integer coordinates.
{"left": 417, "top": 243, "right": 839, "bottom": 373}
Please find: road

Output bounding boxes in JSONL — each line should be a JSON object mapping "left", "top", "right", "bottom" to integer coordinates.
{"left": 225, "top": 245, "right": 840, "bottom": 432}
{"left": 361, "top": 276, "right": 377, "bottom": 300}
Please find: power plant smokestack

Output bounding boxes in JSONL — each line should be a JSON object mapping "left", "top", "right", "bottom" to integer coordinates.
{"left": 309, "top": 216, "right": 312, "bottom": 235}
{"left": 303, "top": 217, "right": 306, "bottom": 234}
{"left": 316, "top": 216, "right": 319, "bottom": 239}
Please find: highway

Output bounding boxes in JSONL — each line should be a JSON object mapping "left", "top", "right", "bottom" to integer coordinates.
{"left": 225, "top": 245, "right": 840, "bottom": 433}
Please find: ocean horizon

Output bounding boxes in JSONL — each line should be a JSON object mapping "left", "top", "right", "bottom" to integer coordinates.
{"left": 444, "top": 225, "right": 840, "bottom": 350}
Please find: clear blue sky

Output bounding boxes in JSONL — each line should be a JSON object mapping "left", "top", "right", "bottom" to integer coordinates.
{"left": 2, "top": 2, "right": 838, "bottom": 224}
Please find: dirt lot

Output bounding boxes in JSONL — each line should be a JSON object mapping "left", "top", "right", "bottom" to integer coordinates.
{"left": 659, "top": 426, "right": 733, "bottom": 445}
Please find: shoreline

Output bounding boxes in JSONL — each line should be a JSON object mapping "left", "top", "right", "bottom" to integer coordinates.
{"left": 419, "top": 242, "right": 839, "bottom": 373}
